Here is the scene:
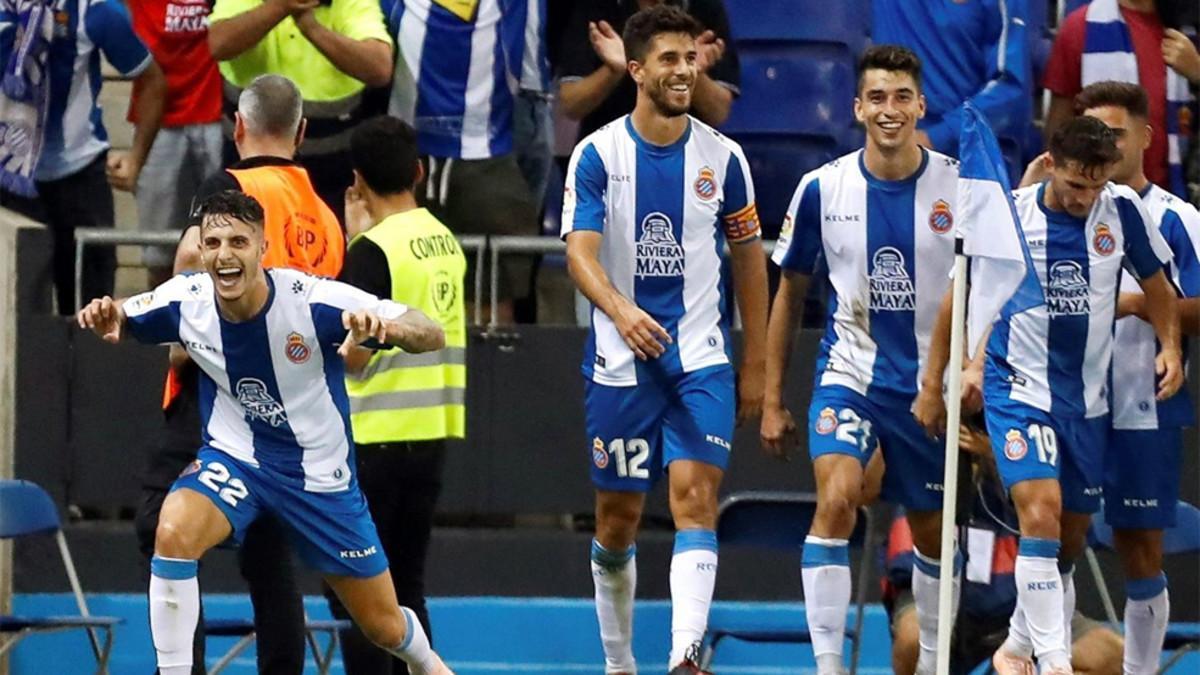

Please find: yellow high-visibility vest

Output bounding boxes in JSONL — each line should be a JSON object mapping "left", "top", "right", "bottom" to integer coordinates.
{"left": 347, "top": 208, "right": 466, "bottom": 442}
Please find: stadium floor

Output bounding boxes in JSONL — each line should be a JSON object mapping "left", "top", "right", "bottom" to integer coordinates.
{"left": 9, "top": 594, "right": 1199, "bottom": 674}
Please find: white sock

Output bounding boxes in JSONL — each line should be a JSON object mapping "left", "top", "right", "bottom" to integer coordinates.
{"left": 149, "top": 555, "right": 200, "bottom": 674}
{"left": 801, "top": 535, "right": 851, "bottom": 673}
{"left": 1002, "top": 601, "right": 1035, "bottom": 659}
{"left": 591, "top": 539, "right": 637, "bottom": 674}
{"left": 1014, "top": 538, "right": 1070, "bottom": 669}
{"left": 1060, "top": 562, "right": 1076, "bottom": 650}
{"left": 669, "top": 529, "right": 718, "bottom": 667}
{"left": 1123, "top": 573, "right": 1169, "bottom": 675}
{"left": 912, "top": 548, "right": 962, "bottom": 675}
{"left": 386, "top": 606, "right": 440, "bottom": 673}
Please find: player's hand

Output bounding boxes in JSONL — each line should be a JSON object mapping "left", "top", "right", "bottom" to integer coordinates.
{"left": 344, "top": 186, "right": 373, "bottom": 240}
{"left": 1155, "top": 347, "right": 1184, "bottom": 400}
{"left": 1019, "top": 152, "right": 1051, "bottom": 188}
{"left": 612, "top": 300, "right": 671, "bottom": 360}
{"left": 589, "top": 20, "right": 626, "bottom": 74}
{"left": 961, "top": 362, "right": 984, "bottom": 415}
{"left": 1116, "top": 292, "right": 1148, "bottom": 320}
{"left": 760, "top": 403, "right": 797, "bottom": 459}
{"left": 958, "top": 423, "right": 991, "bottom": 458}
{"left": 695, "top": 29, "right": 725, "bottom": 74}
{"left": 1163, "top": 29, "right": 1200, "bottom": 84}
{"left": 735, "top": 361, "right": 765, "bottom": 427}
{"left": 105, "top": 151, "right": 141, "bottom": 192}
{"left": 339, "top": 309, "right": 389, "bottom": 357}
{"left": 912, "top": 386, "right": 946, "bottom": 438}
{"left": 77, "top": 296, "right": 124, "bottom": 343}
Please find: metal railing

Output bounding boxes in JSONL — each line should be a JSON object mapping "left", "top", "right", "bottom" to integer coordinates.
{"left": 76, "top": 229, "right": 777, "bottom": 327}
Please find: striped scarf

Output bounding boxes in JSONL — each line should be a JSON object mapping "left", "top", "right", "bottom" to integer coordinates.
{"left": 1082, "top": 0, "right": 1194, "bottom": 198}
{"left": 0, "top": 0, "right": 52, "bottom": 197}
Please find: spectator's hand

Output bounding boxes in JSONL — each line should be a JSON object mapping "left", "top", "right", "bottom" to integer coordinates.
{"left": 611, "top": 298, "right": 671, "bottom": 360}
{"left": 344, "top": 186, "right": 373, "bottom": 240}
{"left": 272, "top": 0, "right": 319, "bottom": 18}
{"left": 760, "top": 403, "right": 797, "bottom": 460}
{"left": 1020, "top": 152, "right": 1052, "bottom": 188}
{"left": 695, "top": 29, "right": 725, "bottom": 74}
{"left": 339, "top": 308, "right": 389, "bottom": 358}
{"left": 589, "top": 20, "right": 626, "bottom": 73}
{"left": 914, "top": 129, "right": 934, "bottom": 150}
{"left": 1163, "top": 29, "right": 1200, "bottom": 84}
{"left": 912, "top": 385, "right": 946, "bottom": 438}
{"left": 1156, "top": 346, "right": 1184, "bottom": 400}
{"left": 77, "top": 296, "right": 125, "bottom": 343}
{"left": 105, "top": 151, "right": 141, "bottom": 192}
{"left": 1116, "top": 292, "right": 1148, "bottom": 320}
{"left": 959, "top": 423, "right": 991, "bottom": 457}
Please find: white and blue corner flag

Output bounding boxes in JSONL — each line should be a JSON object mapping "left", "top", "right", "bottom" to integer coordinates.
{"left": 957, "top": 103, "right": 1044, "bottom": 355}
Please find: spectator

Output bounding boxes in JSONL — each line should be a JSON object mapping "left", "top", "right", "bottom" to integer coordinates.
{"left": 0, "top": 0, "right": 166, "bottom": 314}
{"left": 1043, "top": 0, "right": 1198, "bottom": 197}
{"left": 324, "top": 115, "right": 466, "bottom": 675}
{"left": 872, "top": 0, "right": 1031, "bottom": 157}
{"left": 557, "top": 0, "right": 740, "bottom": 142}
{"left": 868, "top": 421, "right": 1124, "bottom": 675}
{"left": 507, "top": 0, "right": 555, "bottom": 210}
{"left": 382, "top": 0, "right": 537, "bottom": 324}
{"left": 207, "top": 0, "right": 394, "bottom": 220}
{"left": 127, "top": 0, "right": 225, "bottom": 285}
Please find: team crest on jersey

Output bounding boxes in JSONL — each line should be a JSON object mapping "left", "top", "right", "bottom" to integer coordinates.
{"left": 636, "top": 212, "right": 685, "bottom": 278}
{"left": 815, "top": 407, "right": 838, "bottom": 435}
{"left": 285, "top": 332, "right": 311, "bottom": 364}
{"left": 928, "top": 199, "right": 953, "bottom": 234}
{"left": 592, "top": 437, "right": 609, "bottom": 469}
{"left": 236, "top": 378, "right": 289, "bottom": 427}
{"left": 1003, "top": 429, "right": 1028, "bottom": 461}
{"left": 694, "top": 166, "right": 717, "bottom": 201}
{"left": 1046, "top": 260, "right": 1090, "bottom": 317}
{"left": 869, "top": 247, "right": 916, "bottom": 310}
{"left": 1092, "top": 224, "right": 1116, "bottom": 256}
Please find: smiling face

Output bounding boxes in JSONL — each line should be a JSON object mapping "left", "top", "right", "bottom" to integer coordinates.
{"left": 199, "top": 214, "right": 267, "bottom": 303}
{"left": 630, "top": 31, "right": 697, "bottom": 117}
{"left": 855, "top": 69, "right": 926, "bottom": 153}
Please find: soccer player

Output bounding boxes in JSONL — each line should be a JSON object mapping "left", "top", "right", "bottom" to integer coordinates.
{"left": 927, "top": 115, "right": 1182, "bottom": 675}
{"left": 1074, "top": 82, "right": 1199, "bottom": 675}
{"left": 76, "top": 190, "right": 454, "bottom": 675}
{"left": 561, "top": 6, "right": 769, "bottom": 674}
{"left": 762, "top": 45, "right": 961, "bottom": 675}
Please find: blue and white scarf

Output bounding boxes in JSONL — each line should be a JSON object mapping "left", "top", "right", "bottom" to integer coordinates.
{"left": 0, "top": 0, "right": 52, "bottom": 198}
{"left": 1082, "top": 0, "right": 1195, "bottom": 198}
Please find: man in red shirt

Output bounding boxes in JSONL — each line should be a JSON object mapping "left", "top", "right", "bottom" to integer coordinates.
{"left": 1043, "top": 0, "right": 1199, "bottom": 196}
{"left": 127, "top": 0, "right": 225, "bottom": 284}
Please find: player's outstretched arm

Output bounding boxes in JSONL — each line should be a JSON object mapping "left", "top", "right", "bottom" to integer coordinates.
{"left": 759, "top": 271, "right": 807, "bottom": 458}
{"left": 565, "top": 231, "right": 672, "bottom": 360}
{"left": 729, "top": 238, "right": 769, "bottom": 426}
{"left": 914, "top": 286, "right": 954, "bottom": 437}
{"left": 1137, "top": 270, "right": 1184, "bottom": 399}
{"left": 76, "top": 296, "right": 127, "bottom": 344}
{"left": 339, "top": 308, "right": 445, "bottom": 357}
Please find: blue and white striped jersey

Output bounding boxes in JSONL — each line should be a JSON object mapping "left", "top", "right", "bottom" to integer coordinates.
{"left": 123, "top": 269, "right": 409, "bottom": 492}
{"left": 772, "top": 149, "right": 960, "bottom": 405}
{"left": 561, "top": 115, "right": 761, "bottom": 386}
{"left": 986, "top": 183, "right": 1172, "bottom": 419}
{"left": 1111, "top": 184, "right": 1200, "bottom": 430}
{"left": 383, "top": 0, "right": 521, "bottom": 159}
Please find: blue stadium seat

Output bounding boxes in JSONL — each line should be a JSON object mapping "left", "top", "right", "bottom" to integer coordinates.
{"left": 735, "top": 136, "right": 841, "bottom": 238}
{"left": 724, "top": 46, "right": 857, "bottom": 140}
{"left": 725, "top": 0, "right": 870, "bottom": 51}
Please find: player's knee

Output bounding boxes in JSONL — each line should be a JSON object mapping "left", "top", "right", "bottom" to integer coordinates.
{"left": 814, "top": 491, "right": 858, "bottom": 535}
{"left": 1017, "top": 495, "right": 1062, "bottom": 539}
{"left": 596, "top": 501, "right": 642, "bottom": 547}
{"left": 668, "top": 482, "right": 718, "bottom": 526}
{"left": 154, "top": 517, "right": 201, "bottom": 560}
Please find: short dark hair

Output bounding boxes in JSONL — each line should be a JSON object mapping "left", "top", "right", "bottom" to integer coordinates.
{"left": 1074, "top": 81, "right": 1150, "bottom": 119}
{"left": 622, "top": 4, "right": 703, "bottom": 64}
{"left": 1047, "top": 115, "right": 1122, "bottom": 175}
{"left": 857, "top": 44, "right": 922, "bottom": 93}
{"left": 350, "top": 116, "right": 420, "bottom": 195}
{"left": 195, "top": 190, "right": 265, "bottom": 230}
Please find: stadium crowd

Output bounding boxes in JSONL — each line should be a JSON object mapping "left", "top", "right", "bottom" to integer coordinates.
{"left": 3, "top": 1, "right": 1199, "bottom": 674}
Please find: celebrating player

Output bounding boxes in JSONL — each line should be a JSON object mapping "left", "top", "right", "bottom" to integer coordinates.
{"left": 930, "top": 115, "right": 1181, "bottom": 675}
{"left": 561, "top": 6, "right": 769, "bottom": 674}
{"left": 76, "top": 190, "right": 454, "bottom": 675}
{"left": 762, "top": 45, "right": 961, "bottom": 675}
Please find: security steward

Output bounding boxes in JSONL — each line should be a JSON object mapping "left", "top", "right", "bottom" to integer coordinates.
{"left": 324, "top": 115, "right": 466, "bottom": 674}
{"left": 136, "top": 74, "right": 344, "bottom": 675}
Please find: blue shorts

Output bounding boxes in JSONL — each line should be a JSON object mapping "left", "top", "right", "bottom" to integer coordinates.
{"left": 171, "top": 447, "right": 388, "bottom": 578}
{"left": 1104, "top": 428, "right": 1182, "bottom": 529}
{"left": 984, "top": 400, "right": 1106, "bottom": 514}
{"left": 584, "top": 365, "right": 734, "bottom": 492}
{"left": 807, "top": 386, "right": 945, "bottom": 512}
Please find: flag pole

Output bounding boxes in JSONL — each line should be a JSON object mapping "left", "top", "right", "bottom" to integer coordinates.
{"left": 935, "top": 238, "right": 969, "bottom": 675}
